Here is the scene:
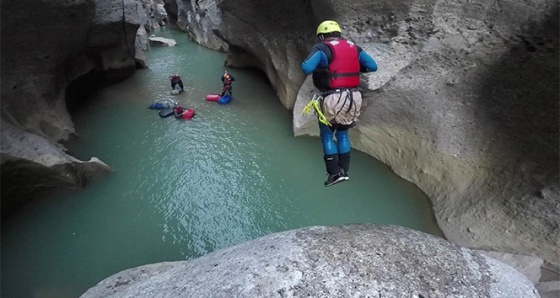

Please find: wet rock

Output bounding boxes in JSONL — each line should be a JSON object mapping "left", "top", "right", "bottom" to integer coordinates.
{"left": 148, "top": 36, "right": 177, "bottom": 46}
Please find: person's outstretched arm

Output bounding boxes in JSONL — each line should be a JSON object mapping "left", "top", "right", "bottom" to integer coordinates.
{"left": 357, "top": 47, "right": 377, "bottom": 72}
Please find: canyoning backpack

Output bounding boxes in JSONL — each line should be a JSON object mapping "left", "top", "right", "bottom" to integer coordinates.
{"left": 321, "top": 89, "right": 363, "bottom": 126}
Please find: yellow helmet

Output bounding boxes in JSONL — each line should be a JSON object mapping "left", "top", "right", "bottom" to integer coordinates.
{"left": 316, "top": 20, "right": 341, "bottom": 35}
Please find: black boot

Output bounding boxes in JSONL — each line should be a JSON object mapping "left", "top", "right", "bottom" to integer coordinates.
{"left": 323, "top": 154, "right": 345, "bottom": 187}
{"left": 338, "top": 152, "right": 351, "bottom": 180}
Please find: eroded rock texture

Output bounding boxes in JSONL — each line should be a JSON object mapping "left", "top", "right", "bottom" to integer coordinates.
{"left": 177, "top": 0, "right": 559, "bottom": 268}
{"left": 0, "top": 0, "right": 153, "bottom": 215}
{"left": 1, "top": 0, "right": 558, "bottom": 294}
{"left": 80, "top": 225, "right": 540, "bottom": 298}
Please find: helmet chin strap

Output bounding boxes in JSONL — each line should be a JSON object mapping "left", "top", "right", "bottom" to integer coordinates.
{"left": 318, "top": 34, "right": 325, "bottom": 41}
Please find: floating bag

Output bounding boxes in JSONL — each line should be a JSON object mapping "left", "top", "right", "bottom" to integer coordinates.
{"left": 182, "top": 109, "right": 195, "bottom": 120}
{"left": 218, "top": 94, "right": 232, "bottom": 105}
{"left": 206, "top": 94, "right": 220, "bottom": 101}
{"left": 321, "top": 90, "right": 362, "bottom": 126}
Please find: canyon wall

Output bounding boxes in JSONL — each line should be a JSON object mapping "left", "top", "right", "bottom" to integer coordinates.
{"left": 0, "top": 0, "right": 160, "bottom": 215}
{"left": 1, "top": 0, "right": 557, "bottom": 295}
{"left": 177, "top": 0, "right": 559, "bottom": 268}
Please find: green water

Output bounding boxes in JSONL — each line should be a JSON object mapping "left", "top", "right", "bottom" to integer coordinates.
{"left": 1, "top": 28, "right": 441, "bottom": 298}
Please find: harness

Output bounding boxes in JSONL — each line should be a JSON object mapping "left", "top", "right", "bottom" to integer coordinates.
{"left": 302, "top": 92, "right": 331, "bottom": 126}
{"left": 325, "top": 89, "right": 357, "bottom": 124}
{"left": 304, "top": 40, "right": 362, "bottom": 126}
{"left": 321, "top": 87, "right": 358, "bottom": 97}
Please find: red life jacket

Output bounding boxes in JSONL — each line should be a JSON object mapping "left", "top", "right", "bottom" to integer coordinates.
{"left": 324, "top": 39, "right": 360, "bottom": 89}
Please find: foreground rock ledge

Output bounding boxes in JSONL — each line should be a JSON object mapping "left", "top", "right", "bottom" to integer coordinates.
{"left": 80, "top": 225, "right": 539, "bottom": 298}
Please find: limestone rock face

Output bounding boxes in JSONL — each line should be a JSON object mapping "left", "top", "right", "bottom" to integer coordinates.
{"left": 175, "top": 0, "right": 228, "bottom": 51}
{"left": 148, "top": 36, "right": 177, "bottom": 46}
{"left": 176, "top": 0, "right": 313, "bottom": 105}
{"left": 135, "top": 26, "right": 149, "bottom": 68}
{"left": 80, "top": 225, "right": 540, "bottom": 298}
{"left": 176, "top": 0, "right": 559, "bottom": 268}
{"left": 0, "top": 120, "right": 111, "bottom": 215}
{"left": 0, "top": 0, "right": 152, "bottom": 213}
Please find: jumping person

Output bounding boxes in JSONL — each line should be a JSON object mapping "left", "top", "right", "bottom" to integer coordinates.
{"left": 301, "top": 20, "right": 378, "bottom": 187}
{"left": 220, "top": 69, "right": 235, "bottom": 97}
{"left": 169, "top": 73, "right": 184, "bottom": 92}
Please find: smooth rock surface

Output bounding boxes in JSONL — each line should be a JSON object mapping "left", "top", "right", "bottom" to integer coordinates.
{"left": 80, "top": 225, "right": 540, "bottom": 298}
{"left": 148, "top": 36, "right": 177, "bottom": 46}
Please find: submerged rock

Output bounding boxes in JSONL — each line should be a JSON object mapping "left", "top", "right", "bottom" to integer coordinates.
{"left": 80, "top": 225, "right": 539, "bottom": 298}
{"left": 148, "top": 36, "right": 177, "bottom": 46}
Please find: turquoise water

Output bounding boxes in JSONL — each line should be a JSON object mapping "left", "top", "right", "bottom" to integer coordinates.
{"left": 1, "top": 28, "right": 441, "bottom": 298}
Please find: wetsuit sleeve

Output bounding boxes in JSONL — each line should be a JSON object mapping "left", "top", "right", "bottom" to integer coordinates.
{"left": 301, "top": 44, "right": 329, "bottom": 75}
{"left": 357, "top": 46, "right": 378, "bottom": 72}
